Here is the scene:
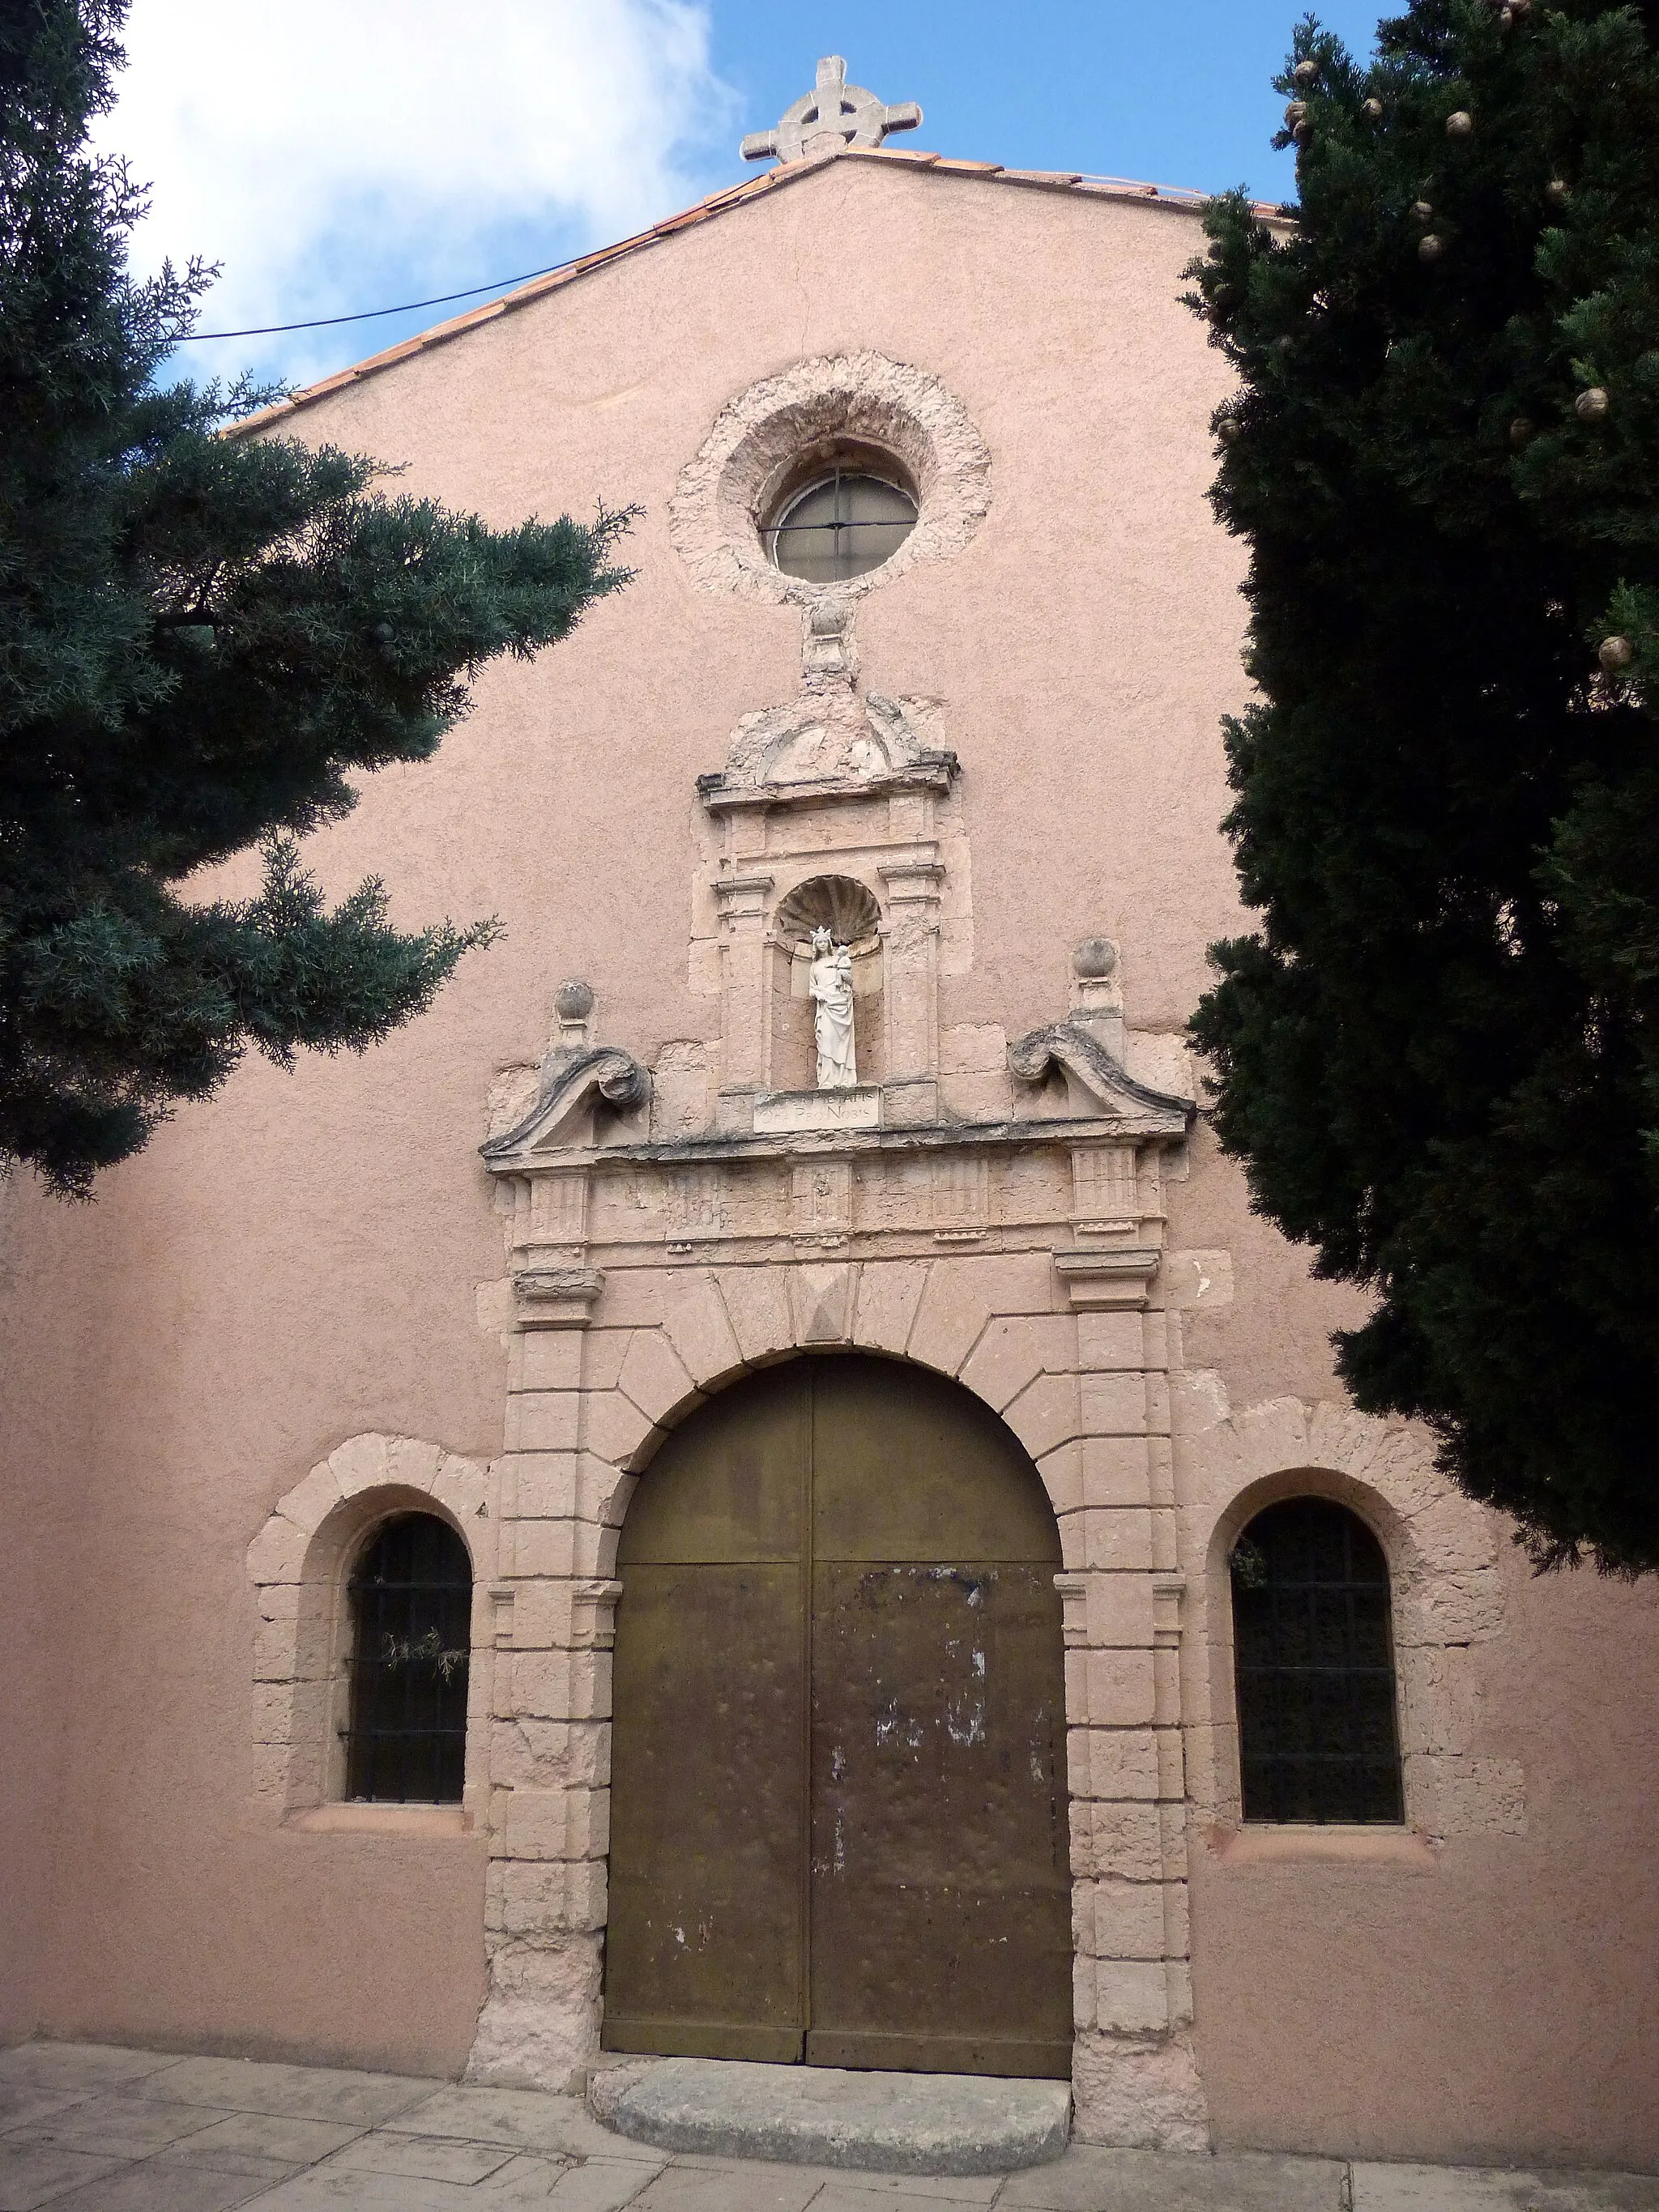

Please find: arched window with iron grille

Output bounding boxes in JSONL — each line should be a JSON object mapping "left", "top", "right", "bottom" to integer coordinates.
{"left": 1230, "top": 1496, "right": 1405, "bottom": 1824}
{"left": 346, "top": 1514, "right": 471, "bottom": 1803}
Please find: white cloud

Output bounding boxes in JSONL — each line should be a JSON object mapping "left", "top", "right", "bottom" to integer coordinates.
{"left": 97, "top": 0, "right": 737, "bottom": 385}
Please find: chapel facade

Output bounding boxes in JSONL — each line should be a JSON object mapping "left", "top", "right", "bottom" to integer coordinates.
{"left": 2, "top": 61, "right": 1657, "bottom": 2169}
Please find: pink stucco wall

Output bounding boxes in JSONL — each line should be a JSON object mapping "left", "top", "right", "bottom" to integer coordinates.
{"left": 1, "top": 156, "right": 1655, "bottom": 2157}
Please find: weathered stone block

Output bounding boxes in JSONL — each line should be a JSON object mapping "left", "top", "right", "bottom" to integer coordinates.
{"left": 1038, "top": 1442, "right": 1083, "bottom": 1517}
{"left": 619, "top": 1329, "right": 701, "bottom": 1427}
{"left": 1162, "top": 1877, "right": 1191, "bottom": 1960}
{"left": 503, "top": 1451, "right": 573, "bottom": 1521}
{"left": 852, "top": 1260, "right": 930, "bottom": 1356}
{"left": 717, "top": 1267, "right": 794, "bottom": 1366}
{"left": 1410, "top": 1568, "right": 1507, "bottom": 1644}
{"left": 1082, "top": 1371, "right": 1149, "bottom": 1436}
{"left": 489, "top": 1716, "right": 569, "bottom": 1791}
{"left": 331, "top": 1431, "right": 401, "bottom": 1498}
{"left": 385, "top": 1436, "right": 443, "bottom": 1493}
{"left": 1069, "top": 2027, "right": 1209, "bottom": 2150}
{"left": 959, "top": 1315, "right": 1077, "bottom": 1413}
{"left": 583, "top": 1390, "right": 661, "bottom": 1471}
{"left": 1066, "top": 1646, "right": 1157, "bottom": 1728}
{"left": 510, "top": 1520, "right": 577, "bottom": 1580}
{"left": 1070, "top": 1798, "right": 1164, "bottom": 1884}
{"left": 907, "top": 1264, "right": 993, "bottom": 1377}
{"left": 1084, "top": 1571, "right": 1157, "bottom": 1649}
{"left": 516, "top": 1330, "right": 584, "bottom": 1394}
{"left": 250, "top": 1679, "right": 299, "bottom": 1744}
{"left": 249, "top": 1741, "right": 292, "bottom": 1818}
{"left": 568, "top": 1720, "right": 612, "bottom": 1790}
{"left": 510, "top": 1392, "right": 580, "bottom": 1455}
{"left": 582, "top": 1328, "right": 633, "bottom": 1394}
{"left": 789, "top": 1263, "right": 858, "bottom": 1346}
{"left": 508, "top": 1647, "right": 612, "bottom": 1724}
{"left": 1068, "top": 1725, "right": 1160, "bottom": 1802}
{"left": 1083, "top": 1436, "right": 1154, "bottom": 1507}
{"left": 1093, "top": 1958, "right": 1173, "bottom": 2034}
{"left": 1155, "top": 1725, "right": 1185, "bottom": 1801}
{"left": 432, "top": 1455, "right": 492, "bottom": 1528}
{"left": 277, "top": 1460, "right": 347, "bottom": 1536}
{"left": 503, "top": 1581, "right": 573, "bottom": 1654}
{"left": 569, "top": 1784, "right": 611, "bottom": 1861}
{"left": 1076, "top": 1311, "right": 1146, "bottom": 1373}
{"left": 500, "top": 1786, "right": 569, "bottom": 1861}
{"left": 1004, "top": 1372, "right": 1081, "bottom": 1460}
{"left": 1145, "top": 1373, "right": 1172, "bottom": 1437}
{"left": 246, "top": 1513, "right": 309, "bottom": 1587}
{"left": 253, "top": 1607, "right": 331, "bottom": 1684}
{"left": 467, "top": 1931, "right": 604, "bottom": 2091}
{"left": 1078, "top": 1507, "right": 1156, "bottom": 1573}
{"left": 659, "top": 1272, "right": 745, "bottom": 1391}
{"left": 1080, "top": 1876, "right": 1167, "bottom": 1962}
{"left": 497, "top": 1857, "right": 607, "bottom": 1936}
{"left": 577, "top": 1455, "right": 637, "bottom": 1528}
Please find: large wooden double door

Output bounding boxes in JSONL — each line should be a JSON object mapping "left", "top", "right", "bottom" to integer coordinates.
{"left": 603, "top": 1353, "right": 1072, "bottom": 2078}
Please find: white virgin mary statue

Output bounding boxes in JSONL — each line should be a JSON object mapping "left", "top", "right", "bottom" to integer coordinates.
{"left": 808, "top": 927, "right": 857, "bottom": 1089}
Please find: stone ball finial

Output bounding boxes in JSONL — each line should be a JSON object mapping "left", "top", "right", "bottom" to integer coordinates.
{"left": 555, "top": 979, "right": 595, "bottom": 1021}
{"left": 1073, "top": 937, "right": 1118, "bottom": 981}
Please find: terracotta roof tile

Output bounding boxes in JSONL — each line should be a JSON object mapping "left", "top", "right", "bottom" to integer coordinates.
{"left": 230, "top": 148, "right": 1286, "bottom": 436}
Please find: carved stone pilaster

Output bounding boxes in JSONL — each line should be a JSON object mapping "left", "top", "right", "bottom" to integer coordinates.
{"left": 714, "top": 872, "right": 774, "bottom": 1117}
{"left": 878, "top": 856, "right": 944, "bottom": 1093}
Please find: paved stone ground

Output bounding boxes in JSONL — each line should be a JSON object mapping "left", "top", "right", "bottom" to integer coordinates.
{"left": 3, "top": 2043, "right": 1657, "bottom": 2212}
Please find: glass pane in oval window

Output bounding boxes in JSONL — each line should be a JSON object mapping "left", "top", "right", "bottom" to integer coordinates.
{"left": 770, "top": 472, "right": 917, "bottom": 583}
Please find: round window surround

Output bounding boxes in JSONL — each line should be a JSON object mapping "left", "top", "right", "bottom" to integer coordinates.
{"left": 670, "top": 352, "right": 991, "bottom": 606}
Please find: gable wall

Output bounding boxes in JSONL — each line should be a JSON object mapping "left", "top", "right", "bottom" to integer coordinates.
{"left": 0, "top": 157, "right": 1654, "bottom": 2164}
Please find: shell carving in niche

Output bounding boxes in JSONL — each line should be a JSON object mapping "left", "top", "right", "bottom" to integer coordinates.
{"left": 774, "top": 876, "right": 881, "bottom": 953}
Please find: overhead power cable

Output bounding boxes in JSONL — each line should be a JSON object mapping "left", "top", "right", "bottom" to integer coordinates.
{"left": 174, "top": 251, "right": 586, "bottom": 340}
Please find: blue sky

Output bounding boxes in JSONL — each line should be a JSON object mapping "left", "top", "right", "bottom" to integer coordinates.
{"left": 109, "top": 0, "right": 1385, "bottom": 395}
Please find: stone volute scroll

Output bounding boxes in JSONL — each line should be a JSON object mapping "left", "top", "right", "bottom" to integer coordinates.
{"left": 480, "top": 982, "right": 650, "bottom": 1323}
{"left": 1009, "top": 940, "right": 1197, "bottom": 1312}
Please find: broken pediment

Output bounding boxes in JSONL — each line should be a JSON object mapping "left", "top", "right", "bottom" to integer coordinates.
{"left": 1008, "top": 1020, "right": 1193, "bottom": 1136}
{"left": 697, "top": 600, "right": 957, "bottom": 812}
{"left": 480, "top": 1046, "right": 651, "bottom": 1166}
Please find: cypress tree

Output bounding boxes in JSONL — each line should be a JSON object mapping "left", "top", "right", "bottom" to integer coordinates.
{"left": 1, "top": 0, "right": 629, "bottom": 1195}
{"left": 1186, "top": 0, "right": 1659, "bottom": 1569}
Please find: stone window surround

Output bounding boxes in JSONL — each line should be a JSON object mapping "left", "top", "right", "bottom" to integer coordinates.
{"left": 245, "top": 1434, "right": 499, "bottom": 1833}
{"left": 668, "top": 349, "right": 992, "bottom": 607}
{"left": 1175, "top": 1396, "right": 1525, "bottom": 1854}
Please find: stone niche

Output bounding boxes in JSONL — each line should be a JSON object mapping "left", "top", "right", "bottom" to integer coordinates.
{"left": 770, "top": 873, "right": 883, "bottom": 1098}
{"left": 695, "top": 598, "right": 967, "bottom": 1132}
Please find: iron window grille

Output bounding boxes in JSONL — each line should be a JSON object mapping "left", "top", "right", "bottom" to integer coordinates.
{"left": 345, "top": 1513, "right": 471, "bottom": 1804}
{"left": 764, "top": 467, "right": 918, "bottom": 583}
{"left": 1230, "top": 1497, "right": 1405, "bottom": 1825}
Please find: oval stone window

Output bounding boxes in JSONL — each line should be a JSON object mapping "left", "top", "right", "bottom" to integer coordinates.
{"left": 765, "top": 462, "right": 918, "bottom": 584}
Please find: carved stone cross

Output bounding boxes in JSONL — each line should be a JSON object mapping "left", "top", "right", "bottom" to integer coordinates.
{"left": 740, "top": 55, "right": 923, "bottom": 166}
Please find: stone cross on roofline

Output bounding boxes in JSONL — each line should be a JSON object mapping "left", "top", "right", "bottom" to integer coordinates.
{"left": 740, "top": 55, "right": 922, "bottom": 166}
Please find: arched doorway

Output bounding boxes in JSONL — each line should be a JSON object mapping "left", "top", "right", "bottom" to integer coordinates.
{"left": 603, "top": 1353, "right": 1072, "bottom": 2078}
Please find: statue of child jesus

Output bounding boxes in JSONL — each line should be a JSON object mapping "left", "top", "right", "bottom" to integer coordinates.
{"left": 808, "top": 927, "right": 857, "bottom": 1089}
